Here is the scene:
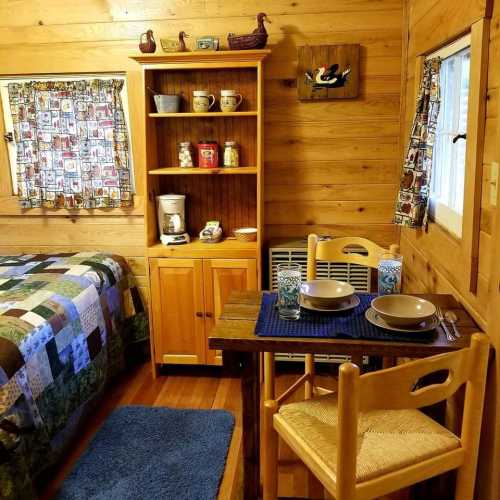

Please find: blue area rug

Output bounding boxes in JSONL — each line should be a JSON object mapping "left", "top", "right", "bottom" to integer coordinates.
{"left": 57, "top": 406, "right": 235, "bottom": 500}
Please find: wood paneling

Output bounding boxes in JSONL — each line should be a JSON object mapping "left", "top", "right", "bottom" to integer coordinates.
{"left": 0, "top": 0, "right": 403, "bottom": 289}
{"left": 400, "top": 2, "right": 498, "bottom": 498}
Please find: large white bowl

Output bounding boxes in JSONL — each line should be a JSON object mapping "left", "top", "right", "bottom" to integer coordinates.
{"left": 371, "top": 294, "right": 436, "bottom": 327}
{"left": 300, "top": 280, "right": 355, "bottom": 307}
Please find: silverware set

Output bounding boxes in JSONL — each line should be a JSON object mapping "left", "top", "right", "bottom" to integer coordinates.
{"left": 436, "top": 306, "right": 461, "bottom": 341}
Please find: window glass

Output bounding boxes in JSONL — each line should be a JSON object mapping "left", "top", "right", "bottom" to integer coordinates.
{"left": 429, "top": 46, "right": 471, "bottom": 238}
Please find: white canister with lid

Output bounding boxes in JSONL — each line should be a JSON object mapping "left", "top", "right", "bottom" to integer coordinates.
{"left": 156, "top": 194, "right": 186, "bottom": 235}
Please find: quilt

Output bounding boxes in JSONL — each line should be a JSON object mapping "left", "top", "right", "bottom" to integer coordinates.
{"left": 0, "top": 252, "right": 147, "bottom": 499}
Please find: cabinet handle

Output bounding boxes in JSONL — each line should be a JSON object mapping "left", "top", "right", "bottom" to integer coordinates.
{"left": 196, "top": 312, "right": 204, "bottom": 318}
{"left": 206, "top": 312, "right": 213, "bottom": 318}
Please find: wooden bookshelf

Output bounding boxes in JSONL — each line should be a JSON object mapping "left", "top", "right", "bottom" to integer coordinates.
{"left": 132, "top": 50, "right": 269, "bottom": 372}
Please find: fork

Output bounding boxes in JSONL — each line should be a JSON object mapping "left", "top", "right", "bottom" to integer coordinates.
{"left": 436, "top": 306, "right": 455, "bottom": 342}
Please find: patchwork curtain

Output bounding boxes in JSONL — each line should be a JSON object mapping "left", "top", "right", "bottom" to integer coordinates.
{"left": 394, "top": 58, "right": 441, "bottom": 228}
{"left": 8, "top": 79, "right": 133, "bottom": 209}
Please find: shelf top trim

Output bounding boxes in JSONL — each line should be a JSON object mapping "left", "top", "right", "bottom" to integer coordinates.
{"left": 130, "top": 49, "right": 271, "bottom": 65}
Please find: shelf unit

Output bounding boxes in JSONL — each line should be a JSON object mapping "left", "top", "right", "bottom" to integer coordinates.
{"left": 132, "top": 50, "right": 269, "bottom": 372}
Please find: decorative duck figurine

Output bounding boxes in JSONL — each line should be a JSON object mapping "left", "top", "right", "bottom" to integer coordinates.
{"left": 161, "top": 31, "right": 190, "bottom": 53}
{"left": 139, "top": 30, "right": 156, "bottom": 53}
{"left": 305, "top": 64, "right": 352, "bottom": 89}
{"left": 227, "top": 12, "right": 270, "bottom": 50}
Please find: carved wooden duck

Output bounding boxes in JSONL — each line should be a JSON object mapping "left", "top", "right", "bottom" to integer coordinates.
{"left": 161, "top": 31, "right": 190, "bottom": 52}
{"left": 227, "top": 12, "right": 270, "bottom": 50}
{"left": 139, "top": 30, "right": 156, "bottom": 53}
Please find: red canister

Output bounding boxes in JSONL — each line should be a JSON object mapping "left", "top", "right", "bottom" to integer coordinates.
{"left": 198, "top": 141, "right": 219, "bottom": 168}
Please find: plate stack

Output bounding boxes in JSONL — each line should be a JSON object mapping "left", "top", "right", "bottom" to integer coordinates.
{"left": 300, "top": 280, "right": 359, "bottom": 312}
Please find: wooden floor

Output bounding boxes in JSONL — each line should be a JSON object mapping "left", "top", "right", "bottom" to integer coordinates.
{"left": 37, "top": 361, "right": 410, "bottom": 500}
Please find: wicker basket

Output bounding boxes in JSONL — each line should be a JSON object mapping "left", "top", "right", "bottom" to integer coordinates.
{"left": 234, "top": 227, "right": 258, "bottom": 242}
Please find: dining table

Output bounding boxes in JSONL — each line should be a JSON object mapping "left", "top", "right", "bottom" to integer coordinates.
{"left": 208, "top": 290, "right": 483, "bottom": 500}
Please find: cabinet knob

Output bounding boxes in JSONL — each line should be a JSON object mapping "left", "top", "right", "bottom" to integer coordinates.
{"left": 206, "top": 312, "right": 213, "bottom": 318}
{"left": 196, "top": 312, "right": 204, "bottom": 318}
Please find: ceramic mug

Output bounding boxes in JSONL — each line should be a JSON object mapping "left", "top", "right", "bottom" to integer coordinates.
{"left": 193, "top": 90, "right": 216, "bottom": 112}
{"left": 220, "top": 90, "right": 243, "bottom": 112}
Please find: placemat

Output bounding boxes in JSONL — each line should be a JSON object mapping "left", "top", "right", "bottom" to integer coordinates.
{"left": 255, "top": 292, "right": 437, "bottom": 343}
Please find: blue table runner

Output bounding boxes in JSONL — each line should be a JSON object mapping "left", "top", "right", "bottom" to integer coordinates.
{"left": 255, "top": 293, "right": 437, "bottom": 343}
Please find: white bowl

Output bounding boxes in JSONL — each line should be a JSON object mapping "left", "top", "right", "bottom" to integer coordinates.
{"left": 300, "top": 280, "right": 355, "bottom": 306}
{"left": 371, "top": 294, "right": 436, "bottom": 326}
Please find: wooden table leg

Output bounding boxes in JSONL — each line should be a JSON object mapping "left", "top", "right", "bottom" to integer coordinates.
{"left": 240, "top": 351, "right": 261, "bottom": 500}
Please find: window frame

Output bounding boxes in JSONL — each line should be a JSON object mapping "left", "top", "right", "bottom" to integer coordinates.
{"left": 414, "top": 19, "right": 489, "bottom": 293}
{"left": 427, "top": 34, "right": 471, "bottom": 239}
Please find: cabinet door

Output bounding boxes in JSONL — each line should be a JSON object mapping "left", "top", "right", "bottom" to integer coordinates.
{"left": 203, "top": 259, "right": 257, "bottom": 365}
{"left": 150, "top": 258, "right": 206, "bottom": 365}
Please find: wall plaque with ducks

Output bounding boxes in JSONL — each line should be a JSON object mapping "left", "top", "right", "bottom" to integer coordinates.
{"left": 298, "top": 44, "right": 360, "bottom": 100}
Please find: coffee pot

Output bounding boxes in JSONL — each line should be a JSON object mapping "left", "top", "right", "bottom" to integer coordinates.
{"left": 156, "top": 194, "right": 190, "bottom": 245}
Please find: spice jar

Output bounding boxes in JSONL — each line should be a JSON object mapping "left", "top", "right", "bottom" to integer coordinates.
{"left": 198, "top": 141, "right": 219, "bottom": 168}
{"left": 223, "top": 141, "right": 239, "bottom": 167}
{"left": 178, "top": 142, "right": 193, "bottom": 168}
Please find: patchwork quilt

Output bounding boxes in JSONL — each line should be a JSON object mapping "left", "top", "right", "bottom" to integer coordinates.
{"left": 0, "top": 252, "right": 147, "bottom": 499}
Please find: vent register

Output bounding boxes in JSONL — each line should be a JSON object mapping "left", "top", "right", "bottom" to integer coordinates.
{"left": 268, "top": 239, "right": 371, "bottom": 364}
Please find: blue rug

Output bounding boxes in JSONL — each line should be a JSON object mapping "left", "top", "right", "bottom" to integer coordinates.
{"left": 57, "top": 406, "right": 235, "bottom": 500}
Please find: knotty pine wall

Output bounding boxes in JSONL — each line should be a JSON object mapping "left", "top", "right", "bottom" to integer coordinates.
{"left": 0, "top": 0, "right": 404, "bottom": 293}
{"left": 400, "top": 1, "right": 499, "bottom": 497}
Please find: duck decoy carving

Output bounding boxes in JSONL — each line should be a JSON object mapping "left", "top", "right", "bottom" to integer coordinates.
{"left": 139, "top": 30, "right": 156, "bottom": 53}
{"left": 161, "top": 31, "right": 190, "bottom": 52}
{"left": 305, "top": 64, "right": 352, "bottom": 89}
{"left": 227, "top": 12, "right": 270, "bottom": 50}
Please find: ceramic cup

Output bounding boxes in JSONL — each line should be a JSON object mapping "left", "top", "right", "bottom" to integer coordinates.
{"left": 192, "top": 90, "right": 216, "bottom": 112}
{"left": 220, "top": 89, "right": 243, "bottom": 112}
{"left": 154, "top": 94, "right": 180, "bottom": 113}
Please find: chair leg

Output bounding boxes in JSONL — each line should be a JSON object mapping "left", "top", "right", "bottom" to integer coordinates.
{"left": 263, "top": 400, "right": 279, "bottom": 500}
{"left": 305, "top": 354, "right": 315, "bottom": 399}
{"left": 264, "top": 352, "right": 275, "bottom": 400}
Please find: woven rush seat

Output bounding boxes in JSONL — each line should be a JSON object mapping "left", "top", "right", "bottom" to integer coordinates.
{"left": 277, "top": 392, "right": 461, "bottom": 483}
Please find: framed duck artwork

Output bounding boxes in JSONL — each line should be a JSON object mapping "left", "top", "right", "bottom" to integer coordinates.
{"left": 297, "top": 44, "right": 360, "bottom": 100}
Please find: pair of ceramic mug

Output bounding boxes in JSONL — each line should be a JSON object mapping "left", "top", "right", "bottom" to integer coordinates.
{"left": 193, "top": 90, "right": 243, "bottom": 112}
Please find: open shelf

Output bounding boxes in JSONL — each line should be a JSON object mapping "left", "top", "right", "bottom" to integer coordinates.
{"left": 147, "top": 237, "right": 258, "bottom": 259}
{"left": 149, "top": 111, "right": 258, "bottom": 118}
{"left": 149, "top": 167, "right": 257, "bottom": 175}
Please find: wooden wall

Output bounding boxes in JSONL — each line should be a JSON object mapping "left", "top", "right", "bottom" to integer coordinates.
{"left": 0, "top": 0, "right": 403, "bottom": 287}
{"left": 400, "top": 1, "right": 499, "bottom": 497}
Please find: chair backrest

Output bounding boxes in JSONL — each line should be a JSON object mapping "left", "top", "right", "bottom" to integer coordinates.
{"left": 335, "top": 333, "right": 490, "bottom": 496}
{"left": 306, "top": 234, "right": 397, "bottom": 280}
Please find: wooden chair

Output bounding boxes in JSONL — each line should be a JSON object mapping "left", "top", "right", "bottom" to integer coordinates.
{"left": 263, "top": 235, "right": 399, "bottom": 401}
{"left": 263, "top": 333, "right": 490, "bottom": 500}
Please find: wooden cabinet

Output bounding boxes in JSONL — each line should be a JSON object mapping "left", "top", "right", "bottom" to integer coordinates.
{"left": 132, "top": 51, "right": 269, "bottom": 374}
{"left": 150, "top": 257, "right": 257, "bottom": 366}
{"left": 203, "top": 259, "right": 257, "bottom": 365}
{"left": 149, "top": 258, "right": 206, "bottom": 365}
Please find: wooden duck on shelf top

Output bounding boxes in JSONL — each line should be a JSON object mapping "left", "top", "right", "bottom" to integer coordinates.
{"left": 228, "top": 12, "right": 270, "bottom": 50}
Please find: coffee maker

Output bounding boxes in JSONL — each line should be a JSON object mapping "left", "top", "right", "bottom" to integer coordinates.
{"left": 156, "top": 194, "right": 190, "bottom": 245}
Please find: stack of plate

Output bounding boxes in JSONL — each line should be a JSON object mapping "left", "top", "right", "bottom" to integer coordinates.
{"left": 366, "top": 295, "right": 438, "bottom": 332}
{"left": 300, "top": 280, "right": 359, "bottom": 312}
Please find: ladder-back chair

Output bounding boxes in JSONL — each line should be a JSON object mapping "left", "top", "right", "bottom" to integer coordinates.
{"left": 263, "top": 333, "right": 490, "bottom": 500}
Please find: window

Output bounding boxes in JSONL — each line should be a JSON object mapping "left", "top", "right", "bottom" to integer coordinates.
{"left": 428, "top": 35, "right": 471, "bottom": 238}
{"left": 0, "top": 74, "right": 135, "bottom": 196}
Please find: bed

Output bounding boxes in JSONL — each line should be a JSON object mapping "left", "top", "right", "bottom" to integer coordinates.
{"left": 0, "top": 252, "right": 147, "bottom": 499}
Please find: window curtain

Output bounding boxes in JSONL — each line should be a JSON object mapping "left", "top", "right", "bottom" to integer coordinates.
{"left": 394, "top": 58, "right": 441, "bottom": 228}
{"left": 8, "top": 79, "right": 132, "bottom": 209}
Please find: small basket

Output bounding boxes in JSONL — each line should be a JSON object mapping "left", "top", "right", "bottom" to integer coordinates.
{"left": 234, "top": 227, "right": 257, "bottom": 242}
